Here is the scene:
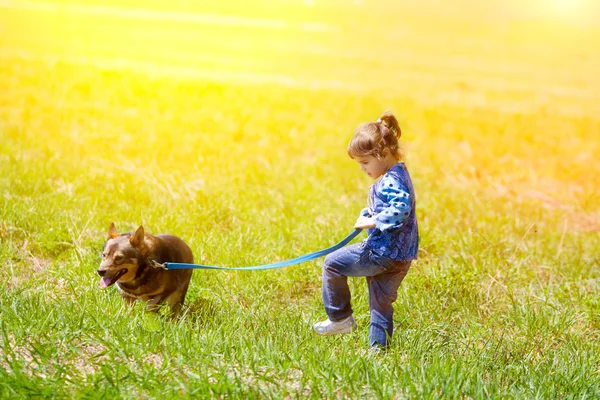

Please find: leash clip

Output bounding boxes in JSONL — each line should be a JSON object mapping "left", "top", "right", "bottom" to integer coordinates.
{"left": 151, "top": 260, "right": 169, "bottom": 270}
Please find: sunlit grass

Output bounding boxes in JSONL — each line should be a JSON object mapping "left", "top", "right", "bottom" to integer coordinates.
{"left": 1, "top": 0, "right": 599, "bottom": 398}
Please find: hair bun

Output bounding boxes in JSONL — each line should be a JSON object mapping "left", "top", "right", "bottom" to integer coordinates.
{"left": 378, "top": 111, "right": 401, "bottom": 139}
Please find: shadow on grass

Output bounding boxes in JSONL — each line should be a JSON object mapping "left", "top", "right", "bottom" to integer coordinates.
{"left": 181, "top": 297, "right": 222, "bottom": 326}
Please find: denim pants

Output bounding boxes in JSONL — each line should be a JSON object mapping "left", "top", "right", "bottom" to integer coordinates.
{"left": 322, "top": 242, "right": 411, "bottom": 347}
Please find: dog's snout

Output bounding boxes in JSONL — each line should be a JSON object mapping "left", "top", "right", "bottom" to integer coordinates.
{"left": 97, "top": 269, "right": 107, "bottom": 277}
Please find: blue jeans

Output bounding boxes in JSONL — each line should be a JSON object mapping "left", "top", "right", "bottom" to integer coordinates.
{"left": 322, "top": 242, "right": 411, "bottom": 347}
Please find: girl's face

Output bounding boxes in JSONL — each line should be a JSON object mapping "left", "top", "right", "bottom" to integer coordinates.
{"left": 354, "top": 155, "right": 389, "bottom": 180}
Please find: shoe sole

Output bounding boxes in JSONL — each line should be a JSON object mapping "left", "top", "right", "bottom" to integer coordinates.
{"left": 313, "top": 324, "right": 358, "bottom": 336}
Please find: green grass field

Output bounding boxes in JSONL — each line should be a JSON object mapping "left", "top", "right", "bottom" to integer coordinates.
{"left": 1, "top": 0, "right": 599, "bottom": 398}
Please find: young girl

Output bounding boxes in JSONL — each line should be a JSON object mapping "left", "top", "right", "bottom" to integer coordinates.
{"left": 313, "top": 111, "right": 419, "bottom": 349}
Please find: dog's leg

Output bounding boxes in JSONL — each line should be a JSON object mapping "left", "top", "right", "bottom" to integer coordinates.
{"left": 164, "top": 290, "right": 187, "bottom": 318}
{"left": 122, "top": 294, "right": 136, "bottom": 308}
{"left": 169, "top": 302, "right": 183, "bottom": 318}
{"left": 146, "top": 296, "right": 162, "bottom": 313}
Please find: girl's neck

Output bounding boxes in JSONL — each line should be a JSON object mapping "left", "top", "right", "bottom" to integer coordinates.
{"left": 381, "top": 153, "right": 398, "bottom": 173}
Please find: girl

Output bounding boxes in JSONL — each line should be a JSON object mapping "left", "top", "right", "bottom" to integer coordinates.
{"left": 313, "top": 111, "right": 419, "bottom": 349}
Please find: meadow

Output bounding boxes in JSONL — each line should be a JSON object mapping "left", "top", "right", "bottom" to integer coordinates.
{"left": 1, "top": 0, "right": 599, "bottom": 398}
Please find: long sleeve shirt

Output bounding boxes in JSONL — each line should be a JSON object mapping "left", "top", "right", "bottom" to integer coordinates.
{"left": 365, "top": 163, "right": 419, "bottom": 261}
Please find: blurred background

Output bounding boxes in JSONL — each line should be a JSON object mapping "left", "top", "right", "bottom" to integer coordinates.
{"left": 2, "top": 0, "right": 599, "bottom": 112}
{"left": 1, "top": 0, "right": 600, "bottom": 259}
{"left": 1, "top": 0, "right": 599, "bottom": 251}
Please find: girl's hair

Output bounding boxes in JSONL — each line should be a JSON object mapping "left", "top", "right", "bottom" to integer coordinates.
{"left": 347, "top": 111, "right": 402, "bottom": 160}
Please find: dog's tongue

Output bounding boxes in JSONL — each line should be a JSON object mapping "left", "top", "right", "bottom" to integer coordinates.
{"left": 99, "top": 277, "right": 112, "bottom": 288}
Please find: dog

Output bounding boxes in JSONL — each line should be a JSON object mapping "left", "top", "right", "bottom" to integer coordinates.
{"left": 97, "top": 222, "right": 194, "bottom": 316}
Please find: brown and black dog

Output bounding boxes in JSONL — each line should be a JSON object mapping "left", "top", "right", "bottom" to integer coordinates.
{"left": 97, "top": 223, "right": 194, "bottom": 316}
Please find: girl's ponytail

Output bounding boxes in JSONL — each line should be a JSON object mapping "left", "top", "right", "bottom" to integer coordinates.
{"left": 378, "top": 111, "right": 401, "bottom": 140}
{"left": 377, "top": 111, "right": 402, "bottom": 159}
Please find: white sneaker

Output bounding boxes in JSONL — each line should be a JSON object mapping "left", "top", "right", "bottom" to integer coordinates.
{"left": 313, "top": 315, "right": 357, "bottom": 336}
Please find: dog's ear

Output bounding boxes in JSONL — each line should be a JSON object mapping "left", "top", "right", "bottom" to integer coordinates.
{"left": 108, "top": 222, "right": 119, "bottom": 239}
{"left": 129, "top": 225, "right": 145, "bottom": 247}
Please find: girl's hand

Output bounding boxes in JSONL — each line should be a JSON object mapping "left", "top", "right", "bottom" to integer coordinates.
{"left": 360, "top": 207, "right": 373, "bottom": 217}
{"left": 354, "top": 216, "right": 376, "bottom": 229}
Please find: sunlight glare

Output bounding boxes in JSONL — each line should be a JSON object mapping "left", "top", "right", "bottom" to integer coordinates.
{"left": 550, "top": 0, "right": 593, "bottom": 21}
{"left": 554, "top": 0, "right": 578, "bottom": 8}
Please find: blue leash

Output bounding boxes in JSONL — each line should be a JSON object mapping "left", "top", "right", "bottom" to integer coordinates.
{"left": 151, "top": 228, "right": 363, "bottom": 271}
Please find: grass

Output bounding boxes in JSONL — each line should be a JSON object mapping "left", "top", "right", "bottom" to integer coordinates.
{"left": 1, "top": 0, "right": 599, "bottom": 398}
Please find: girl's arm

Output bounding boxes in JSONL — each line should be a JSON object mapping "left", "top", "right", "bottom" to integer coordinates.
{"left": 372, "top": 175, "right": 411, "bottom": 231}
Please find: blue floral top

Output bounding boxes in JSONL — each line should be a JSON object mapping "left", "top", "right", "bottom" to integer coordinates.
{"left": 364, "top": 163, "right": 419, "bottom": 261}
